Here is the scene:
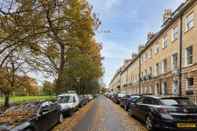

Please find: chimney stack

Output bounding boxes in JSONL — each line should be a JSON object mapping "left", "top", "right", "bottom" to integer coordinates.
{"left": 124, "top": 59, "right": 131, "bottom": 64}
{"left": 132, "top": 53, "right": 138, "bottom": 59}
{"left": 147, "top": 32, "right": 155, "bottom": 41}
{"left": 163, "top": 9, "right": 172, "bottom": 22}
{"left": 138, "top": 45, "right": 145, "bottom": 53}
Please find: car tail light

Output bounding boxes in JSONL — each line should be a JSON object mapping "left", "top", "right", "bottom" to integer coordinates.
{"left": 158, "top": 108, "right": 174, "bottom": 120}
{"left": 158, "top": 108, "right": 169, "bottom": 113}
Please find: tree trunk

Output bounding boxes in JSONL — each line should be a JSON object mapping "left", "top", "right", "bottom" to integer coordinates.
{"left": 4, "top": 93, "right": 10, "bottom": 107}
{"left": 55, "top": 44, "right": 65, "bottom": 94}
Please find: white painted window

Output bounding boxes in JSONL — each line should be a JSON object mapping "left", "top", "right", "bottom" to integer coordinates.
{"left": 161, "top": 59, "right": 167, "bottom": 74}
{"left": 149, "top": 49, "right": 152, "bottom": 58}
{"left": 172, "top": 80, "right": 179, "bottom": 96}
{"left": 171, "top": 27, "right": 179, "bottom": 41}
{"left": 154, "top": 44, "right": 160, "bottom": 54}
{"left": 162, "top": 36, "right": 168, "bottom": 49}
{"left": 171, "top": 53, "right": 178, "bottom": 70}
{"left": 155, "top": 84, "right": 158, "bottom": 95}
{"left": 149, "top": 66, "right": 152, "bottom": 76}
{"left": 185, "top": 46, "right": 193, "bottom": 66}
{"left": 156, "top": 63, "right": 160, "bottom": 76}
{"left": 162, "top": 81, "right": 168, "bottom": 95}
{"left": 185, "top": 13, "right": 194, "bottom": 32}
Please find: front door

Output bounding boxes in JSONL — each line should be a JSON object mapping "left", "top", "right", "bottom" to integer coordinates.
{"left": 173, "top": 80, "right": 179, "bottom": 96}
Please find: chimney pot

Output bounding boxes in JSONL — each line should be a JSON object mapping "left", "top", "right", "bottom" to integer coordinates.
{"left": 147, "top": 32, "right": 155, "bottom": 41}
{"left": 163, "top": 9, "right": 172, "bottom": 22}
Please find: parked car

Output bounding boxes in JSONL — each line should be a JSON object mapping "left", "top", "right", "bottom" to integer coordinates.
{"left": 110, "top": 93, "right": 119, "bottom": 104}
{"left": 0, "top": 101, "right": 63, "bottom": 131}
{"left": 120, "top": 95, "right": 140, "bottom": 111}
{"left": 87, "top": 94, "right": 94, "bottom": 101}
{"left": 129, "top": 95, "right": 197, "bottom": 131}
{"left": 57, "top": 93, "right": 80, "bottom": 116}
{"left": 112, "top": 93, "right": 126, "bottom": 104}
{"left": 79, "top": 95, "right": 89, "bottom": 108}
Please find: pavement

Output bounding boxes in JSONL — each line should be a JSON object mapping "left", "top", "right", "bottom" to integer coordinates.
{"left": 73, "top": 96, "right": 147, "bottom": 131}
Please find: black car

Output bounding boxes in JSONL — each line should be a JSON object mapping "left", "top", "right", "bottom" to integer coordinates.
{"left": 120, "top": 95, "right": 140, "bottom": 111}
{"left": 119, "top": 95, "right": 130, "bottom": 108}
{"left": 111, "top": 93, "right": 126, "bottom": 104}
{"left": 129, "top": 96, "right": 197, "bottom": 131}
{"left": 0, "top": 101, "right": 63, "bottom": 131}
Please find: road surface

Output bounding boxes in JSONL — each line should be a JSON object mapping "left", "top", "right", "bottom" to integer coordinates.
{"left": 73, "top": 96, "right": 147, "bottom": 131}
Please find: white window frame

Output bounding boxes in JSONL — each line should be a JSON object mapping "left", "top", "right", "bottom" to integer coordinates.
{"left": 162, "top": 36, "right": 168, "bottom": 49}
{"left": 161, "top": 59, "right": 167, "bottom": 74}
{"left": 185, "top": 46, "right": 193, "bottom": 66}
{"left": 154, "top": 44, "right": 160, "bottom": 54}
{"left": 149, "top": 66, "right": 152, "bottom": 76}
{"left": 172, "top": 80, "right": 179, "bottom": 96}
{"left": 156, "top": 63, "right": 160, "bottom": 76}
{"left": 162, "top": 81, "right": 168, "bottom": 95}
{"left": 185, "top": 12, "right": 194, "bottom": 32}
{"left": 171, "top": 53, "right": 178, "bottom": 70}
{"left": 171, "top": 27, "right": 179, "bottom": 42}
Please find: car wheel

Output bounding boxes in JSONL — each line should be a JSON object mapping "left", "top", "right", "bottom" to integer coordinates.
{"left": 128, "top": 108, "right": 133, "bottom": 116}
{"left": 124, "top": 105, "right": 128, "bottom": 111}
{"left": 145, "top": 115, "right": 154, "bottom": 131}
{"left": 69, "top": 109, "right": 74, "bottom": 116}
{"left": 25, "top": 128, "right": 34, "bottom": 131}
{"left": 59, "top": 113, "right": 64, "bottom": 123}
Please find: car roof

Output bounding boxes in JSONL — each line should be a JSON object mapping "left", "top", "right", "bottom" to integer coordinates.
{"left": 142, "top": 95, "right": 188, "bottom": 99}
{"left": 58, "top": 93, "right": 77, "bottom": 97}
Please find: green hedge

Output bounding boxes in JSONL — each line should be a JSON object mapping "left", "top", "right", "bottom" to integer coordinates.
{"left": 0, "top": 96, "right": 56, "bottom": 105}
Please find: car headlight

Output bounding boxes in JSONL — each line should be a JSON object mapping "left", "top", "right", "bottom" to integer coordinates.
{"left": 160, "top": 113, "right": 173, "bottom": 120}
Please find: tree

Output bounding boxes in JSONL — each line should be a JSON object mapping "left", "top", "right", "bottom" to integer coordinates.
{"left": 42, "top": 81, "right": 55, "bottom": 95}
{"left": 0, "top": 0, "right": 103, "bottom": 100}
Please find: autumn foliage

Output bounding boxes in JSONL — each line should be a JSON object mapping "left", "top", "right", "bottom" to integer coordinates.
{"left": 0, "top": 0, "right": 103, "bottom": 106}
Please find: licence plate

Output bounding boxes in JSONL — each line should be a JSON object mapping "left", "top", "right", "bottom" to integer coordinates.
{"left": 177, "top": 123, "right": 196, "bottom": 128}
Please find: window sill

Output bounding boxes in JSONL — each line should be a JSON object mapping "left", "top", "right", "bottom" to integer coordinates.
{"left": 184, "top": 26, "right": 194, "bottom": 33}
{"left": 171, "top": 38, "right": 178, "bottom": 43}
{"left": 184, "top": 64, "right": 193, "bottom": 68}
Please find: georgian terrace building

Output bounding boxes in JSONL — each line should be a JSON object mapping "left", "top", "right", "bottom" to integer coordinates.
{"left": 109, "top": 0, "right": 197, "bottom": 103}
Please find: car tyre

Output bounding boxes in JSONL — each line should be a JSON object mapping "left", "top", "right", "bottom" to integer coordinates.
{"left": 124, "top": 105, "right": 128, "bottom": 111}
{"left": 25, "top": 128, "right": 34, "bottom": 131}
{"left": 59, "top": 113, "right": 64, "bottom": 123}
{"left": 145, "top": 115, "right": 154, "bottom": 131}
{"left": 69, "top": 109, "right": 74, "bottom": 116}
{"left": 128, "top": 108, "right": 133, "bottom": 116}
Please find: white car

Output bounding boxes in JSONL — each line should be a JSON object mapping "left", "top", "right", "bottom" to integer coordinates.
{"left": 57, "top": 93, "right": 80, "bottom": 116}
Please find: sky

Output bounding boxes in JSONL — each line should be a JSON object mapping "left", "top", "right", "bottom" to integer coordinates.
{"left": 88, "top": 0, "right": 184, "bottom": 86}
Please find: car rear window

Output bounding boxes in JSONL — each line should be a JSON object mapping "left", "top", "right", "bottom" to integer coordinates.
{"left": 161, "top": 98, "right": 194, "bottom": 106}
{"left": 130, "top": 96, "right": 140, "bottom": 102}
{"left": 58, "top": 96, "right": 71, "bottom": 103}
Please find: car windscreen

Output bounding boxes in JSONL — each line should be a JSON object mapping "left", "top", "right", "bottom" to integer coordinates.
{"left": 130, "top": 96, "right": 140, "bottom": 102}
{"left": 57, "top": 96, "right": 72, "bottom": 103}
{"left": 118, "top": 93, "right": 126, "bottom": 97}
{"left": 161, "top": 98, "right": 194, "bottom": 106}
